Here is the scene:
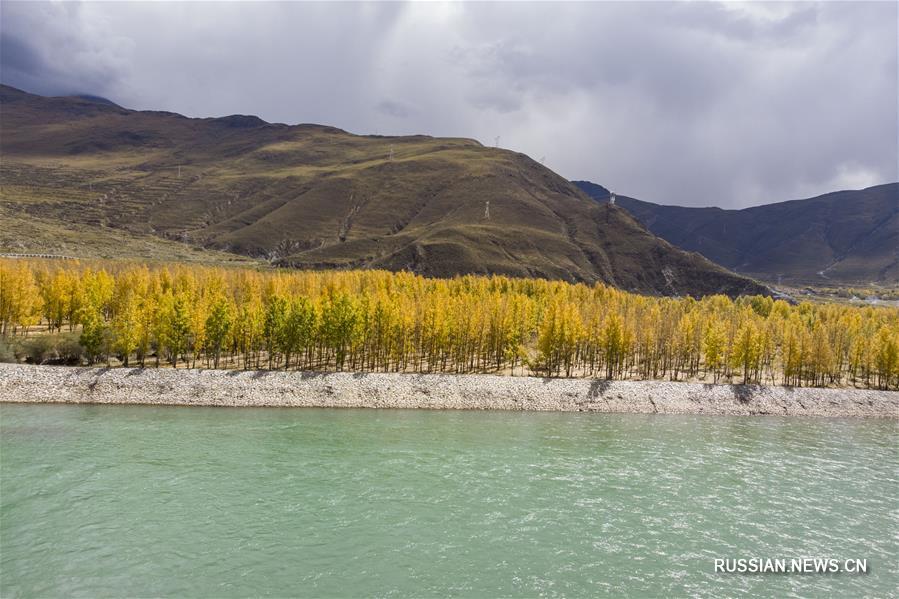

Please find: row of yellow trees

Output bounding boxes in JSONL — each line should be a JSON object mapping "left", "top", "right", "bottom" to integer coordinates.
{"left": 1, "top": 259, "right": 897, "bottom": 389}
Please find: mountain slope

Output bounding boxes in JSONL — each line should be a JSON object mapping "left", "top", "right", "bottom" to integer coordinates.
{"left": 574, "top": 181, "right": 899, "bottom": 285}
{"left": 0, "top": 85, "right": 767, "bottom": 296}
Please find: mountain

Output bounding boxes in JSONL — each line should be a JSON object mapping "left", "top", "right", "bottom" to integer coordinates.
{"left": 0, "top": 85, "right": 767, "bottom": 296}
{"left": 575, "top": 181, "right": 612, "bottom": 203}
{"left": 574, "top": 181, "right": 899, "bottom": 286}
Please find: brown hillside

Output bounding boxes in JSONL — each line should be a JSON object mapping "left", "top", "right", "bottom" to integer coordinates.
{"left": 0, "top": 85, "right": 767, "bottom": 296}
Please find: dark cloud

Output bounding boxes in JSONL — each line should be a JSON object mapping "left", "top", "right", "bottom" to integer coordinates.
{"left": 0, "top": 2, "right": 125, "bottom": 97}
{"left": 1, "top": 1, "right": 895, "bottom": 207}
{"left": 0, "top": 33, "right": 45, "bottom": 75}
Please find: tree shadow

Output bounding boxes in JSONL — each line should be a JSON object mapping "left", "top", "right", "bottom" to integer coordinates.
{"left": 300, "top": 371, "right": 329, "bottom": 380}
{"left": 589, "top": 379, "right": 612, "bottom": 398}
{"left": 732, "top": 384, "right": 758, "bottom": 404}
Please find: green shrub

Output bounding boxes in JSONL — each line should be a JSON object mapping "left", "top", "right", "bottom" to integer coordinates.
{"left": 21, "top": 336, "right": 55, "bottom": 364}
{"left": 0, "top": 338, "right": 16, "bottom": 363}
{"left": 55, "top": 334, "right": 85, "bottom": 365}
{"left": 18, "top": 333, "right": 85, "bottom": 365}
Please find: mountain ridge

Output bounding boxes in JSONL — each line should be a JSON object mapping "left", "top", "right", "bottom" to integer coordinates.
{"left": 574, "top": 180, "right": 899, "bottom": 285}
{"left": 0, "top": 84, "right": 768, "bottom": 296}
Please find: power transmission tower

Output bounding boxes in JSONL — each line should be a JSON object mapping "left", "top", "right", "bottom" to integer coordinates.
{"left": 494, "top": 136, "right": 500, "bottom": 148}
{"left": 609, "top": 192, "right": 616, "bottom": 205}
{"left": 389, "top": 145, "right": 394, "bottom": 161}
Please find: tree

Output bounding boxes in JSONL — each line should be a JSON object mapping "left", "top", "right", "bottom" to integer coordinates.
{"left": 111, "top": 290, "right": 141, "bottom": 367}
{"left": 321, "top": 292, "right": 359, "bottom": 370}
{"left": 205, "top": 296, "right": 232, "bottom": 369}
{"left": 156, "top": 291, "right": 191, "bottom": 368}
{"left": 3, "top": 258, "right": 896, "bottom": 390}
{"left": 703, "top": 318, "right": 727, "bottom": 382}
{"left": 283, "top": 296, "right": 316, "bottom": 370}
{"left": 79, "top": 306, "right": 107, "bottom": 365}
{"left": 874, "top": 325, "right": 898, "bottom": 390}
{"left": 602, "top": 313, "right": 624, "bottom": 379}
{"left": 731, "top": 320, "right": 761, "bottom": 384}
{"left": 0, "top": 262, "right": 42, "bottom": 336}
{"left": 263, "top": 295, "right": 288, "bottom": 369}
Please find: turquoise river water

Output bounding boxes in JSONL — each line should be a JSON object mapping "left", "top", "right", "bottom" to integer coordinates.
{"left": 1, "top": 404, "right": 896, "bottom": 598}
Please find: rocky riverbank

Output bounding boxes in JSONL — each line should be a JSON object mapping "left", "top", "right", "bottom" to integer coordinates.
{"left": 0, "top": 364, "right": 896, "bottom": 418}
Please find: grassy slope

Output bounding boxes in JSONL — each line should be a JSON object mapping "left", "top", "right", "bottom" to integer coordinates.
{"left": 0, "top": 208, "right": 260, "bottom": 265}
{"left": 575, "top": 180, "right": 899, "bottom": 285}
{"left": 0, "top": 85, "right": 767, "bottom": 296}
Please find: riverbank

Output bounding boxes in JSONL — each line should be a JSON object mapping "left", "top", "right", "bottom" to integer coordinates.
{"left": 1, "top": 364, "right": 896, "bottom": 418}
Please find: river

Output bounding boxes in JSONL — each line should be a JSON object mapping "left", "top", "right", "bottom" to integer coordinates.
{"left": 1, "top": 404, "right": 896, "bottom": 597}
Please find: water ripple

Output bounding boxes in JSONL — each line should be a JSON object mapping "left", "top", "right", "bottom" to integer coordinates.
{"left": 1, "top": 405, "right": 897, "bottom": 597}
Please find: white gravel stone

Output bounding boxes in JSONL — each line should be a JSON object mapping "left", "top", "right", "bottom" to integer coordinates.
{"left": 0, "top": 364, "right": 896, "bottom": 418}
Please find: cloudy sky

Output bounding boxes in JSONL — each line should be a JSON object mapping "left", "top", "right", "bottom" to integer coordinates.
{"left": 1, "top": 1, "right": 896, "bottom": 208}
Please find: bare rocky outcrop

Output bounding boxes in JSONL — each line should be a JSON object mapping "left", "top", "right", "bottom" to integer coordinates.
{"left": 1, "top": 364, "right": 896, "bottom": 418}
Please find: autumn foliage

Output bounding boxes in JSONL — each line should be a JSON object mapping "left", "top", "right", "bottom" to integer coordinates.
{"left": 1, "top": 260, "right": 897, "bottom": 389}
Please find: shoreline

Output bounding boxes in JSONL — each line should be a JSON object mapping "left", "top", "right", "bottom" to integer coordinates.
{"left": 1, "top": 364, "right": 896, "bottom": 418}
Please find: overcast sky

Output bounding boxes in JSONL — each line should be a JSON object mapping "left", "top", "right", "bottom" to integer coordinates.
{"left": 1, "top": 1, "right": 896, "bottom": 208}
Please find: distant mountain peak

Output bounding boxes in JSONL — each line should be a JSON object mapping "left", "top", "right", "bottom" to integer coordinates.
{"left": 575, "top": 180, "right": 899, "bottom": 285}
